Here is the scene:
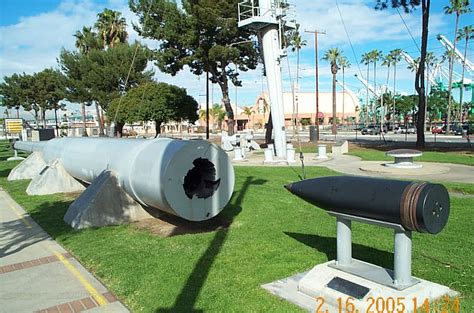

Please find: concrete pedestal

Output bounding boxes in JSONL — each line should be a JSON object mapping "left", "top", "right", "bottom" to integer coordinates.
{"left": 26, "top": 160, "right": 85, "bottom": 195}
{"left": 262, "top": 262, "right": 457, "bottom": 313}
{"left": 64, "top": 170, "right": 152, "bottom": 229}
{"left": 8, "top": 152, "right": 46, "bottom": 181}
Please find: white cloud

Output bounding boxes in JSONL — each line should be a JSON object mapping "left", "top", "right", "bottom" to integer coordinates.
{"left": 292, "top": 0, "right": 446, "bottom": 50}
{"left": 0, "top": 0, "right": 457, "bottom": 111}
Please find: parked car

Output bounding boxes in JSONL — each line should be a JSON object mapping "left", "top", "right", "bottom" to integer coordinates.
{"left": 394, "top": 125, "right": 416, "bottom": 134}
{"left": 431, "top": 124, "right": 445, "bottom": 134}
{"left": 453, "top": 124, "right": 472, "bottom": 136}
{"left": 361, "top": 125, "right": 381, "bottom": 135}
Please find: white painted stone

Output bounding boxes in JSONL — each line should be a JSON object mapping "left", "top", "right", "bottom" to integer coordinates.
{"left": 64, "top": 170, "right": 152, "bottom": 229}
{"left": 316, "top": 144, "right": 328, "bottom": 159}
{"left": 26, "top": 160, "right": 85, "bottom": 195}
{"left": 8, "top": 152, "right": 46, "bottom": 181}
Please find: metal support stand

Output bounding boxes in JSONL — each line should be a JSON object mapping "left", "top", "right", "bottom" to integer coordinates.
{"left": 394, "top": 229, "right": 412, "bottom": 286}
{"left": 328, "top": 212, "right": 418, "bottom": 290}
{"left": 336, "top": 218, "right": 351, "bottom": 266}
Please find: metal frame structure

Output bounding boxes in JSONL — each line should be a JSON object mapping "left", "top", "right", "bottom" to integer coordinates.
{"left": 238, "top": 0, "right": 295, "bottom": 159}
{"left": 328, "top": 211, "right": 419, "bottom": 290}
{"left": 437, "top": 34, "right": 474, "bottom": 73}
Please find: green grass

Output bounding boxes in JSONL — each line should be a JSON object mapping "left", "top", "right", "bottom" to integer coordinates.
{"left": 348, "top": 149, "right": 474, "bottom": 166}
{"left": 1, "top": 143, "right": 473, "bottom": 312}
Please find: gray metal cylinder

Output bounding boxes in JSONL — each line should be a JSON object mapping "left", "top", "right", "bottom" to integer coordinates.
{"left": 15, "top": 138, "right": 235, "bottom": 221}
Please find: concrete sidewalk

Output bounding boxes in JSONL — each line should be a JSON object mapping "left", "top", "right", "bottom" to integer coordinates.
{"left": 0, "top": 188, "right": 129, "bottom": 313}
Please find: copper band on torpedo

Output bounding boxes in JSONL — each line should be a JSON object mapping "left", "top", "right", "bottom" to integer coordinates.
{"left": 400, "top": 182, "right": 427, "bottom": 232}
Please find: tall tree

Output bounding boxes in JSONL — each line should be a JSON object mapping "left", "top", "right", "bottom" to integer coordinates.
{"left": 129, "top": 0, "right": 259, "bottom": 135}
{"left": 108, "top": 81, "right": 198, "bottom": 137}
{"left": 59, "top": 42, "right": 152, "bottom": 137}
{"left": 444, "top": 0, "right": 471, "bottom": 133}
{"left": 424, "top": 51, "right": 438, "bottom": 129}
{"left": 289, "top": 24, "right": 307, "bottom": 86}
{"left": 74, "top": 26, "right": 103, "bottom": 135}
{"left": 376, "top": 0, "right": 431, "bottom": 148}
{"left": 389, "top": 49, "right": 403, "bottom": 125}
{"left": 457, "top": 25, "right": 474, "bottom": 123}
{"left": 322, "top": 48, "right": 342, "bottom": 135}
{"left": 0, "top": 73, "right": 28, "bottom": 118}
{"left": 361, "top": 52, "right": 372, "bottom": 124}
{"left": 95, "top": 8, "right": 128, "bottom": 48}
{"left": 32, "top": 69, "right": 66, "bottom": 128}
{"left": 381, "top": 53, "right": 393, "bottom": 127}
{"left": 74, "top": 26, "right": 103, "bottom": 54}
{"left": 337, "top": 55, "right": 350, "bottom": 125}
{"left": 242, "top": 106, "right": 254, "bottom": 129}
{"left": 369, "top": 49, "right": 383, "bottom": 123}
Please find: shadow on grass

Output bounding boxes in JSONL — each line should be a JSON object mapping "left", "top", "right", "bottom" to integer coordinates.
{"left": 0, "top": 168, "right": 14, "bottom": 178}
{"left": 284, "top": 232, "right": 393, "bottom": 269}
{"left": 27, "top": 200, "right": 74, "bottom": 239}
{"left": 155, "top": 176, "right": 267, "bottom": 313}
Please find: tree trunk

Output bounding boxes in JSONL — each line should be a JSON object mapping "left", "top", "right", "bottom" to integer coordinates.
{"left": 220, "top": 86, "right": 235, "bottom": 135}
{"left": 373, "top": 61, "right": 377, "bottom": 124}
{"left": 332, "top": 73, "right": 337, "bottom": 135}
{"left": 415, "top": 0, "right": 430, "bottom": 148}
{"left": 154, "top": 120, "right": 162, "bottom": 138}
{"left": 393, "top": 63, "right": 397, "bottom": 125}
{"left": 114, "top": 122, "right": 124, "bottom": 137}
{"left": 446, "top": 12, "right": 459, "bottom": 134}
{"left": 95, "top": 102, "right": 104, "bottom": 136}
{"left": 459, "top": 38, "right": 468, "bottom": 123}
{"left": 342, "top": 67, "right": 345, "bottom": 125}
{"left": 366, "top": 65, "right": 370, "bottom": 124}
{"left": 265, "top": 112, "right": 273, "bottom": 144}
{"left": 54, "top": 108, "right": 59, "bottom": 137}
{"left": 41, "top": 109, "right": 47, "bottom": 128}
{"left": 81, "top": 103, "right": 88, "bottom": 137}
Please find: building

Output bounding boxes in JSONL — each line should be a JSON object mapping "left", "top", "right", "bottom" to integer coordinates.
{"left": 234, "top": 91, "right": 360, "bottom": 130}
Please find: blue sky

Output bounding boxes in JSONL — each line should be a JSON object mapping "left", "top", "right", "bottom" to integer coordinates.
{"left": 0, "top": 0, "right": 473, "bottom": 117}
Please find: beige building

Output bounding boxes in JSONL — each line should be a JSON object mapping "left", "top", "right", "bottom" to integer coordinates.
{"left": 234, "top": 91, "right": 360, "bottom": 130}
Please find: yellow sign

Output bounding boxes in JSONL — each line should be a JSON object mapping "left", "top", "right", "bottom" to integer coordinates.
{"left": 5, "top": 119, "right": 23, "bottom": 134}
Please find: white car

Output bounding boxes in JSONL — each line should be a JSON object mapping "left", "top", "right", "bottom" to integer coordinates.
{"left": 394, "top": 126, "right": 416, "bottom": 134}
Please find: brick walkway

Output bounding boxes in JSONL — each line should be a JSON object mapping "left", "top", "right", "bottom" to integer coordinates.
{"left": 0, "top": 188, "right": 129, "bottom": 313}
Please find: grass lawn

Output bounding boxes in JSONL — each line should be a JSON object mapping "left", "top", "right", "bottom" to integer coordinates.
{"left": 0, "top": 142, "right": 473, "bottom": 312}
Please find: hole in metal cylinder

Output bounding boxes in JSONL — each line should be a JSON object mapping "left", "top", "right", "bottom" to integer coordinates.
{"left": 183, "top": 158, "right": 221, "bottom": 199}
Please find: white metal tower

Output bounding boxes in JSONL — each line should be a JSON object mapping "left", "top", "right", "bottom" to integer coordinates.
{"left": 238, "top": 0, "right": 295, "bottom": 159}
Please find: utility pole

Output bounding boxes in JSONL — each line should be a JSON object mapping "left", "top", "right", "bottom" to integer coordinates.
{"left": 305, "top": 29, "right": 325, "bottom": 141}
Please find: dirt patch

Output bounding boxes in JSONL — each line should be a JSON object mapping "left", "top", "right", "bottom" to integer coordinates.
{"left": 132, "top": 213, "right": 231, "bottom": 237}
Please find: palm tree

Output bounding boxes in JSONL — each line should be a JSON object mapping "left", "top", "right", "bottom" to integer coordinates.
{"left": 290, "top": 24, "right": 307, "bottom": 86}
{"left": 74, "top": 27, "right": 104, "bottom": 137}
{"left": 457, "top": 25, "right": 474, "bottom": 123}
{"left": 369, "top": 50, "right": 383, "bottom": 123}
{"left": 381, "top": 53, "right": 393, "bottom": 128}
{"left": 337, "top": 55, "right": 350, "bottom": 125}
{"left": 361, "top": 52, "right": 372, "bottom": 124}
{"left": 444, "top": 0, "right": 471, "bottom": 133}
{"left": 425, "top": 52, "right": 438, "bottom": 129}
{"left": 74, "top": 26, "right": 103, "bottom": 54}
{"left": 289, "top": 24, "right": 306, "bottom": 134}
{"left": 242, "top": 106, "right": 254, "bottom": 129}
{"left": 95, "top": 9, "right": 128, "bottom": 48}
{"left": 323, "top": 48, "right": 342, "bottom": 135}
{"left": 389, "top": 49, "right": 403, "bottom": 125}
{"left": 211, "top": 104, "right": 226, "bottom": 130}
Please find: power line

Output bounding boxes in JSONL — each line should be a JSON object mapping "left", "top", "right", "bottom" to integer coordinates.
{"left": 396, "top": 7, "right": 420, "bottom": 52}
{"left": 335, "top": 0, "right": 363, "bottom": 77}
